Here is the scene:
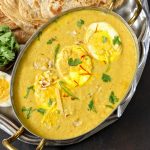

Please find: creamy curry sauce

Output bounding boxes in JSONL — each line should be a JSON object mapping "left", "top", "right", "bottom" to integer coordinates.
{"left": 13, "top": 9, "right": 138, "bottom": 140}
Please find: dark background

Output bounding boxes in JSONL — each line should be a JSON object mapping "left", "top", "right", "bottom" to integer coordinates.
{"left": 0, "top": 2, "right": 150, "bottom": 150}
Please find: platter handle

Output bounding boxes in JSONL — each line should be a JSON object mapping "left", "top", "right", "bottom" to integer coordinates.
{"left": 2, "top": 126, "right": 24, "bottom": 150}
{"left": 128, "top": 0, "right": 142, "bottom": 26}
{"left": 109, "top": 0, "right": 142, "bottom": 26}
{"left": 2, "top": 126, "right": 46, "bottom": 150}
{"left": 36, "top": 139, "right": 46, "bottom": 150}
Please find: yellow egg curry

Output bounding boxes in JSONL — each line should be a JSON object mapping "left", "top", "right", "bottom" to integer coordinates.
{"left": 13, "top": 9, "right": 138, "bottom": 140}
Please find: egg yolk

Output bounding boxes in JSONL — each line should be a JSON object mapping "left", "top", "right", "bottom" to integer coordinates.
{"left": 0, "top": 78, "right": 10, "bottom": 103}
{"left": 56, "top": 45, "right": 93, "bottom": 87}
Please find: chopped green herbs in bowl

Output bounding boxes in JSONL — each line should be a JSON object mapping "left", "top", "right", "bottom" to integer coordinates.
{"left": 0, "top": 25, "right": 20, "bottom": 71}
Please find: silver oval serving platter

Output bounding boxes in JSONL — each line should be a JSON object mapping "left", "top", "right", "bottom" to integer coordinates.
{"left": 0, "top": 0, "right": 150, "bottom": 146}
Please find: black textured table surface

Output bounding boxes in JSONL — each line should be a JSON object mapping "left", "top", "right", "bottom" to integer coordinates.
{"left": 0, "top": 3, "right": 150, "bottom": 150}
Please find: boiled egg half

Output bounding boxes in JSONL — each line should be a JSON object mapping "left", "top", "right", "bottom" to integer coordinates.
{"left": 85, "top": 22, "right": 122, "bottom": 63}
{"left": 0, "top": 71, "right": 11, "bottom": 107}
{"left": 56, "top": 45, "right": 93, "bottom": 87}
{"left": 34, "top": 70, "right": 58, "bottom": 107}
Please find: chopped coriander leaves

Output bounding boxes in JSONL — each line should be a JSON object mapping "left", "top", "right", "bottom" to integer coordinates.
{"left": 0, "top": 26, "right": 10, "bottom": 33}
{"left": 77, "top": 19, "right": 84, "bottom": 28}
{"left": 54, "top": 44, "right": 60, "bottom": 64}
{"left": 109, "top": 91, "right": 119, "bottom": 104}
{"left": 37, "top": 108, "right": 46, "bottom": 115}
{"left": 105, "top": 105, "right": 114, "bottom": 109}
{"left": 24, "top": 85, "right": 35, "bottom": 99}
{"left": 0, "top": 26, "right": 19, "bottom": 67}
{"left": 59, "top": 81, "right": 79, "bottom": 100}
{"left": 102, "top": 36, "right": 107, "bottom": 43}
{"left": 22, "top": 107, "right": 34, "bottom": 119}
{"left": 37, "top": 31, "right": 42, "bottom": 40}
{"left": 68, "top": 58, "right": 82, "bottom": 66}
{"left": 48, "top": 99, "right": 53, "bottom": 107}
{"left": 88, "top": 99, "right": 97, "bottom": 113}
{"left": 47, "top": 37, "right": 56, "bottom": 44}
{"left": 102, "top": 73, "right": 111, "bottom": 82}
{"left": 113, "top": 36, "right": 121, "bottom": 45}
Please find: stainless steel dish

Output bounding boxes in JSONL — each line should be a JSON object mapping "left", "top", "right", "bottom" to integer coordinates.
{"left": 0, "top": 0, "right": 150, "bottom": 149}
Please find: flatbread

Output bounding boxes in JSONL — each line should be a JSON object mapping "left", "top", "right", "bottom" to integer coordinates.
{"left": 0, "top": 8, "right": 31, "bottom": 44}
{"left": 0, "top": 9, "right": 18, "bottom": 30}
{"left": 0, "top": 0, "right": 124, "bottom": 42}
{"left": 18, "top": 0, "right": 47, "bottom": 24}
{"left": 102, "top": 0, "right": 124, "bottom": 9}
{"left": 0, "top": 0, "right": 36, "bottom": 34}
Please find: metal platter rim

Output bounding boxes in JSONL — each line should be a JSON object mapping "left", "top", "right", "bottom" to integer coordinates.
{"left": 0, "top": 0, "right": 150, "bottom": 146}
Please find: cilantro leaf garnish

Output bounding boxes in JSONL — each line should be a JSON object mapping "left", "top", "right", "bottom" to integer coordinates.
{"left": 77, "top": 19, "right": 85, "bottom": 28}
{"left": 47, "top": 37, "right": 56, "bottom": 44}
{"left": 102, "top": 73, "right": 111, "bottom": 82}
{"left": 59, "top": 81, "right": 79, "bottom": 100}
{"left": 22, "top": 107, "right": 34, "bottom": 119}
{"left": 109, "top": 91, "right": 119, "bottom": 104}
{"left": 24, "top": 85, "right": 35, "bottom": 99}
{"left": 0, "top": 26, "right": 19, "bottom": 67}
{"left": 105, "top": 105, "right": 114, "bottom": 109}
{"left": 113, "top": 36, "right": 121, "bottom": 45}
{"left": 0, "top": 26, "right": 10, "bottom": 33}
{"left": 54, "top": 44, "right": 60, "bottom": 64}
{"left": 37, "top": 108, "right": 46, "bottom": 115}
{"left": 88, "top": 99, "right": 97, "bottom": 113}
{"left": 68, "top": 58, "right": 82, "bottom": 66}
{"left": 48, "top": 99, "right": 53, "bottom": 107}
